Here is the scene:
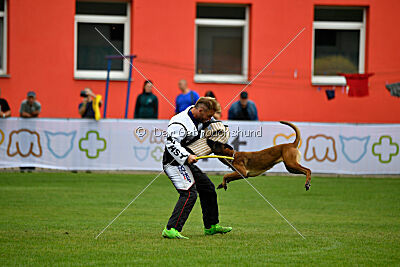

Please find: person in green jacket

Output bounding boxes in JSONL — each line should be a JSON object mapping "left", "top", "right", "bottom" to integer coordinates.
{"left": 134, "top": 80, "right": 158, "bottom": 119}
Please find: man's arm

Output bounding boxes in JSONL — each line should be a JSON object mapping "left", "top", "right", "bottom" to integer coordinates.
{"left": 165, "top": 123, "right": 196, "bottom": 165}
{"left": 193, "top": 91, "right": 200, "bottom": 103}
{"left": 31, "top": 111, "right": 40, "bottom": 117}
{"left": 250, "top": 102, "right": 258, "bottom": 121}
{"left": 0, "top": 101, "right": 11, "bottom": 118}
{"left": 31, "top": 102, "right": 41, "bottom": 117}
{"left": 79, "top": 101, "right": 87, "bottom": 116}
{"left": 20, "top": 103, "right": 31, "bottom": 118}
{"left": 134, "top": 95, "right": 140, "bottom": 118}
{"left": 0, "top": 110, "right": 11, "bottom": 118}
{"left": 254, "top": 108, "right": 258, "bottom": 121}
{"left": 20, "top": 111, "right": 32, "bottom": 118}
{"left": 228, "top": 105, "right": 235, "bottom": 120}
{"left": 153, "top": 96, "right": 158, "bottom": 118}
{"left": 175, "top": 96, "right": 179, "bottom": 114}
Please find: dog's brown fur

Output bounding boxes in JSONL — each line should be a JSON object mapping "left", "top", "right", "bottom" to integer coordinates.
{"left": 208, "top": 121, "right": 312, "bottom": 191}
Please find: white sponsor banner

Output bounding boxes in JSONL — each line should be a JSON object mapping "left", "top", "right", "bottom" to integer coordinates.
{"left": 0, "top": 119, "right": 399, "bottom": 174}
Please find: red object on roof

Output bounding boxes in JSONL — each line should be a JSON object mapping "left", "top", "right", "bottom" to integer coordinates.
{"left": 340, "top": 73, "right": 374, "bottom": 97}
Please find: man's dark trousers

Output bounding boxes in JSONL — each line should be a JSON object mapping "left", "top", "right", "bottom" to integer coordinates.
{"left": 166, "top": 164, "right": 219, "bottom": 232}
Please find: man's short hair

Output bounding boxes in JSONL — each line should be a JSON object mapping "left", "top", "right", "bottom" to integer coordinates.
{"left": 195, "top": 97, "right": 218, "bottom": 112}
{"left": 240, "top": 91, "right": 248, "bottom": 99}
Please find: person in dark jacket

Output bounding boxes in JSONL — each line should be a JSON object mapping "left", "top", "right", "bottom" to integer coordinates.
{"left": 228, "top": 91, "right": 258, "bottom": 121}
{"left": 0, "top": 88, "right": 11, "bottom": 118}
{"left": 134, "top": 80, "right": 158, "bottom": 119}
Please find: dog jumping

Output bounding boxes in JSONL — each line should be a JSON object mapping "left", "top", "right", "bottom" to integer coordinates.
{"left": 207, "top": 121, "right": 312, "bottom": 191}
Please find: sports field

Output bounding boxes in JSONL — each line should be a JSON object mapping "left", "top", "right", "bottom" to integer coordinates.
{"left": 0, "top": 172, "right": 399, "bottom": 266}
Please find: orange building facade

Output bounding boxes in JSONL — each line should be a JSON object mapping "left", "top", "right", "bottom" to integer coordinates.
{"left": 0, "top": 0, "right": 399, "bottom": 122}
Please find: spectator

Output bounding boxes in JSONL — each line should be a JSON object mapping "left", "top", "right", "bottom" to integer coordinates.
{"left": 175, "top": 79, "right": 199, "bottom": 113}
{"left": 20, "top": 91, "right": 41, "bottom": 118}
{"left": 134, "top": 80, "right": 158, "bottom": 119}
{"left": 214, "top": 101, "right": 222, "bottom": 120}
{"left": 79, "top": 88, "right": 101, "bottom": 119}
{"left": 0, "top": 88, "right": 11, "bottom": 118}
{"left": 228, "top": 91, "right": 258, "bottom": 121}
{"left": 205, "top": 91, "right": 221, "bottom": 120}
{"left": 205, "top": 90, "right": 216, "bottom": 98}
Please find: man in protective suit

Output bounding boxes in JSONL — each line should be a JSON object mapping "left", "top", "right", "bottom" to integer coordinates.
{"left": 162, "top": 97, "right": 232, "bottom": 239}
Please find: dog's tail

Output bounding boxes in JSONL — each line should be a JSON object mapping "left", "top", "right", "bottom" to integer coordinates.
{"left": 279, "top": 121, "right": 300, "bottom": 147}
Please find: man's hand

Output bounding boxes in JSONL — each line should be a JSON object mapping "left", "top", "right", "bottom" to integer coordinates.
{"left": 31, "top": 111, "right": 40, "bottom": 117}
{"left": 187, "top": 154, "right": 198, "bottom": 164}
{"left": 79, "top": 99, "right": 88, "bottom": 116}
{"left": 85, "top": 88, "right": 96, "bottom": 98}
{"left": 20, "top": 112, "right": 32, "bottom": 118}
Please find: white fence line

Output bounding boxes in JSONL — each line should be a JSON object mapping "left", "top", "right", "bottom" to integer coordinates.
{"left": 0, "top": 118, "right": 399, "bottom": 174}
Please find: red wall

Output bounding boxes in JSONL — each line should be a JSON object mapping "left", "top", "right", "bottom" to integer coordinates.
{"left": 0, "top": 0, "right": 399, "bottom": 123}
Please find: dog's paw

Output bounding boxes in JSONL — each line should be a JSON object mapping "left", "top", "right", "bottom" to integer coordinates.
{"left": 217, "top": 183, "right": 228, "bottom": 190}
{"left": 305, "top": 182, "right": 311, "bottom": 191}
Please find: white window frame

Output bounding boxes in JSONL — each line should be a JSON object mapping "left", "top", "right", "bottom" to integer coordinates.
{"left": 0, "top": 0, "right": 7, "bottom": 75}
{"left": 74, "top": 3, "right": 130, "bottom": 80}
{"left": 311, "top": 8, "right": 366, "bottom": 85}
{"left": 194, "top": 6, "right": 249, "bottom": 84}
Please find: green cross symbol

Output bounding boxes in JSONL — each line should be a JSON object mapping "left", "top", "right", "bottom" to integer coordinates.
{"left": 151, "top": 146, "right": 164, "bottom": 161}
{"left": 372, "top": 136, "right": 399, "bottom": 164}
{"left": 79, "top": 131, "right": 107, "bottom": 159}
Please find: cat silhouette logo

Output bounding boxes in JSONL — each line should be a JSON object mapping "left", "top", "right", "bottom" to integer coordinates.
{"left": 340, "top": 136, "right": 370, "bottom": 163}
{"left": 304, "top": 134, "right": 337, "bottom": 162}
{"left": 7, "top": 129, "right": 42, "bottom": 157}
{"left": 45, "top": 131, "right": 77, "bottom": 159}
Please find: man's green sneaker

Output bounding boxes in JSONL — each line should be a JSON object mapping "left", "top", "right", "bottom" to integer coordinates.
{"left": 204, "top": 224, "right": 232, "bottom": 235}
{"left": 162, "top": 228, "right": 189, "bottom": 239}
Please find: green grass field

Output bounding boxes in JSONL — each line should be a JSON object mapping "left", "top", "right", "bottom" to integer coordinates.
{"left": 0, "top": 172, "right": 399, "bottom": 266}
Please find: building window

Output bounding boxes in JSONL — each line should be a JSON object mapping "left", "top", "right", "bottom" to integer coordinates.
{"left": 312, "top": 6, "right": 366, "bottom": 85}
{"left": 195, "top": 4, "right": 249, "bottom": 83}
{"left": 0, "top": 0, "right": 7, "bottom": 75}
{"left": 74, "top": 1, "right": 130, "bottom": 80}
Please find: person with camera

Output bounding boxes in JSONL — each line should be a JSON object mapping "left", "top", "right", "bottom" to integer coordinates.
{"left": 78, "top": 88, "right": 101, "bottom": 119}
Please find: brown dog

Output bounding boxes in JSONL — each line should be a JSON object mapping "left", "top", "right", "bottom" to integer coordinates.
{"left": 207, "top": 121, "right": 312, "bottom": 191}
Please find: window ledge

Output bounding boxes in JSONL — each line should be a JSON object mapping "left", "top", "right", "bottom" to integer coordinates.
{"left": 0, "top": 74, "right": 10, "bottom": 78}
{"left": 74, "top": 76, "right": 131, "bottom": 82}
{"left": 194, "top": 74, "right": 248, "bottom": 84}
{"left": 74, "top": 70, "right": 130, "bottom": 81}
{"left": 312, "top": 75, "right": 346, "bottom": 86}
